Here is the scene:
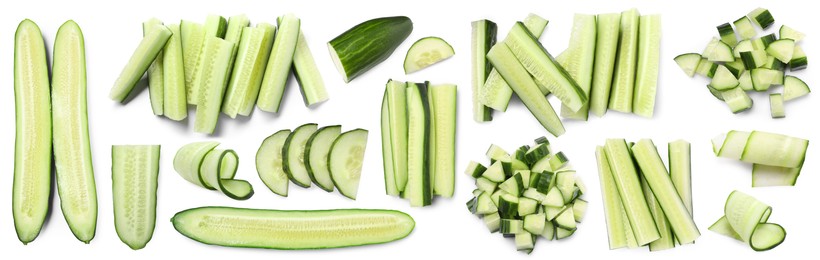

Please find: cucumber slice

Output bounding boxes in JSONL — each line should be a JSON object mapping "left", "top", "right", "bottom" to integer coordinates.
{"left": 172, "top": 207, "right": 414, "bottom": 249}
{"left": 783, "top": 76, "right": 810, "bottom": 101}
{"left": 674, "top": 53, "right": 701, "bottom": 78}
{"left": 110, "top": 24, "right": 171, "bottom": 102}
{"left": 590, "top": 13, "right": 621, "bottom": 116}
{"left": 717, "top": 130, "right": 751, "bottom": 159}
{"left": 717, "top": 22, "right": 738, "bottom": 46}
{"left": 13, "top": 19, "right": 51, "bottom": 245}
{"left": 769, "top": 93, "right": 785, "bottom": 118}
{"left": 724, "top": 191, "right": 772, "bottom": 242}
{"left": 143, "top": 18, "right": 164, "bottom": 116}
{"left": 380, "top": 95, "right": 399, "bottom": 195}
{"left": 306, "top": 125, "right": 342, "bottom": 192}
{"left": 709, "top": 216, "right": 743, "bottom": 241}
{"left": 162, "top": 24, "right": 188, "bottom": 121}
{"left": 669, "top": 140, "right": 693, "bottom": 215}
{"left": 283, "top": 123, "right": 318, "bottom": 188}
{"left": 604, "top": 139, "right": 660, "bottom": 246}
{"left": 558, "top": 14, "right": 597, "bottom": 120}
{"left": 53, "top": 21, "right": 98, "bottom": 243}
{"left": 609, "top": 9, "right": 640, "bottom": 113}
{"left": 329, "top": 16, "right": 413, "bottom": 82}
{"left": 256, "top": 130, "right": 291, "bottom": 196}
{"left": 174, "top": 142, "right": 220, "bottom": 189}
{"left": 193, "top": 37, "right": 234, "bottom": 134}
{"left": 789, "top": 45, "right": 807, "bottom": 71}
{"left": 752, "top": 164, "right": 801, "bottom": 187}
{"left": 740, "top": 131, "right": 808, "bottom": 168}
{"left": 258, "top": 14, "right": 300, "bottom": 113}
{"left": 748, "top": 8, "right": 775, "bottom": 29}
{"left": 181, "top": 21, "right": 205, "bottom": 104}
{"left": 471, "top": 19, "right": 496, "bottom": 122}
{"left": 112, "top": 145, "right": 160, "bottom": 250}
{"left": 404, "top": 37, "right": 454, "bottom": 74}
{"left": 779, "top": 25, "right": 804, "bottom": 42}
{"left": 766, "top": 39, "right": 795, "bottom": 63}
{"left": 222, "top": 24, "right": 276, "bottom": 118}
{"left": 200, "top": 149, "right": 253, "bottom": 200}
{"left": 711, "top": 65, "right": 740, "bottom": 90}
{"left": 293, "top": 29, "right": 329, "bottom": 106}
{"left": 406, "top": 82, "right": 432, "bottom": 206}
{"left": 385, "top": 80, "right": 409, "bottom": 191}
{"left": 329, "top": 129, "right": 369, "bottom": 200}
{"left": 632, "top": 15, "right": 662, "bottom": 118}
{"left": 429, "top": 84, "right": 457, "bottom": 197}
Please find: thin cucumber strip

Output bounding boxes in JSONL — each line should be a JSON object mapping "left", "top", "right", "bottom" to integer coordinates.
{"left": 256, "top": 130, "right": 291, "bottom": 196}
{"left": 386, "top": 80, "right": 409, "bottom": 191}
{"left": 752, "top": 164, "right": 801, "bottom": 187}
{"left": 110, "top": 24, "right": 171, "bottom": 102}
{"left": 283, "top": 123, "right": 319, "bottom": 188}
{"left": 293, "top": 29, "right": 329, "bottom": 106}
{"left": 329, "top": 129, "right": 369, "bottom": 200}
{"left": 716, "top": 130, "right": 750, "bottom": 159}
{"left": 723, "top": 191, "right": 773, "bottom": 242}
{"left": 200, "top": 149, "right": 253, "bottom": 200}
{"left": 112, "top": 145, "right": 160, "bottom": 250}
{"left": 174, "top": 142, "right": 220, "bottom": 189}
{"left": 13, "top": 19, "right": 51, "bottom": 244}
{"left": 603, "top": 139, "right": 660, "bottom": 246}
{"left": 590, "top": 13, "right": 621, "bottom": 117}
{"left": 305, "top": 125, "right": 342, "bottom": 192}
{"left": 172, "top": 207, "right": 414, "bottom": 249}
{"left": 669, "top": 140, "right": 693, "bottom": 215}
{"left": 608, "top": 8, "right": 640, "bottom": 113}
{"left": 181, "top": 21, "right": 205, "bottom": 104}
{"left": 740, "top": 131, "right": 808, "bottom": 168}
{"left": 427, "top": 88, "right": 436, "bottom": 192}
{"left": 487, "top": 43, "right": 565, "bottom": 136}
{"left": 226, "top": 24, "right": 276, "bottom": 117}
{"left": 632, "top": 15, "right": 662, "bottom": 118}
{"left": 406, "top": 83, "right": 432, "bottom": 206}
{"left": 257, "top": 14, "right": 300, "bottom": 113}
{"left": 193, "top": 37, "right": 235, "bottom": 134}
{"left": 471, "top": 19, "right": 496, "bottom": 122}
{"left": 143, "top": 18, "right": 164, "bottom": 116}
{"left": 632, "top": 140, "right": 700, "bottom": 244}
{"left": 381, "top": 95, "right": 399, "bottom": 196}
{"left": 328, "top": 16, "right": 413, "bottom": 83}
{"left": 53, "top": 20, "right": 98, "bottom": 243}
{"left": 404, "top": 37, "right": 455, "bottom": 74}
{"left": 163, "top": 24, "right": 188, "bottom": 121}
{"left": 641, "top": 173, "right": 675, "bottom": 251}
{"left": 430, "top": 84, "right": 457, "bottom": 197}
{"left": 559, "top": 14, "right": 597, "bottom": 120}
{"left": 596, "top": 146, "right": 638, "bottom": 249}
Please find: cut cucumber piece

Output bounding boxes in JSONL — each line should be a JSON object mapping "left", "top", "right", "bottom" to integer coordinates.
{"left": 404, "top": 37, "right": 454, "bottom": 74}
{"left": 380, "top": 96, "right": 399, "bottom": 195}
{"left": 641, "top": 175, "right": 674, "bottom": 251}
{"left": 725, "top": 60, "right": 746, "bottom": 77}
{"left": 172, "top": 207, "right": 414, "bottom": 249}
{"left": 174, "top": 142, "right": 220, "bottom": 189}
{"left": 752, "top": 164, "right": 801, "bottom": 187}
{"left": 733, "top": 40, "right": 754, "bottom": 58}
{"left": 783, "top": 76, "right": 810, "bottom": 101}
{"left": 740, "top": 131, "right": 808, "bottom": 168}
{"left": 604, "top": 139, "right": 659, "bottom": 246}
{"left": 329, "top": 129, "right": 368, "bottom": 200}
{"left": 752, "top": 33, "right": 777, "bottom": 51}
{"left": 406, "top": 82, "right": 432, "bottom": 206}
{"left": 739, "top": 50, "right": 767, "bottom": 70}
{"left": 486, "top": 43, "right": 565, "bottom": 136}
{"left": 590, "top": 13, "right": 621, "bottom": 116}
{"left": 181, "top": 21, "right": 205, "bottom": 104}
{"left": 110, "top": 24, "right": 171, "bottom": 102}
{"left": 306, "top": 125, "right": 342, "bottom": 192}
{"left": 258, "top": 14, "right": 299, "bottom": 113}
{"left": 707, "top": 85, "right": 725, "bottom": 101}
{"left": 695, "top": 58, "right": 718, "bottom": 78}
{"left": 733, "top": 16, "right": 756, "bottom": 40}
{"left": 738, "top": 70, "right": 754, "bottom": 91}
{"left": 750, "top": 223, "right": 786, "bottom": 251}
{"left": 709, "top": 216, "right": 743, "bottom": 241}
{"left": 573, "top": 199, "right": 588, "bottom": 222}
{"left": 769, "top": 93, "right": 785, "bottom": 118}
{"left": 143, "top": 18, "right": 164, "bottom": 116}
{"left": 283, "top": 123, "right": 318, "bottom": 188}
{"left": 293, "top": 29, "right": 329, "bottom": 107}
{"left": 329, "top": 16, "right": 413, "bottom": 82}
{"left": 717, "top": 22, "right": 738, "bottom": 46}
{"left": 13, "top": 19, "right": 51, "bottom": 245}
{"left": 187, "top": 15, "right": 227, "bottom": 104}
{"left": 558, "top": 14, "right": 597, "bottom": 120}
{"left": 779, "top": 25, "right": 804, "bottom": 42}
{"left": 193, "top": 37, "right": 234, "bottom": 134}
{"left": 476, "top": 177, "right": 497, "bottom": 193}
{"left": 632, "top": 14, "right": 662, "bottom": 118}
{"left": 471, "top": 19, "right": 496, "bottom": 122}
{"left": 609, "top": 9, "right": 640, "bottom": 113}
{"left": 53, "top": 20, "right": 98, "bottom": 243}
{"left": 766, "top": 39, "right": 795, "bottom": 63}
{"left": 724, "top": 191, "right": 771, "bottom": 242}
{"left": 256, "top": 130, "right": 291, "bottom": 196}
{"left": 751, "top": 68, "right": 782, "bottom": 91}
{"left": 789, "top": 45, "right": 807, "bottom": 71}
{"left": 112, "top": 145, "right": 160, "bottom": 250}
{"left": 484, "top": 213, "right": 502, "bottom": 232}
{"left": 385, "top": 80, "right": 409, "bottom": 191}
{"left": 748, "top": 8, "right": 775, "bottom": 29}
{"left": 222, "top": 24, "right": 276, "bottom": 117}
{"left": 200, "top": 149, "right": 253, "bottom": 200}
{"left": 674, "top": 53, "right": 701, "bottom": 78}
{"left": 720, "top": 87, "right": 753, "bottom": 113}
{"left": 716, "top": 130, "right": 751, "bottom": 159}
{"left": 223, "top": 14, "right": 249, "bottom": 80}
{"left": 162, "top": 24, "right": 188, "bottom": 121}
{"left": 429, "top": 84, "right": 457, "bottom": 197}
{"left": 596, "top": 147, "right": 638, "bottom": 249}
{"left": 711, "top": 65, "right": 739, "bottom": 90}
{"left": 465, "top": 161, "right": 488, "bottom": 178}
{"left": 669, "top": 140, "right": 693, "bottom": 215}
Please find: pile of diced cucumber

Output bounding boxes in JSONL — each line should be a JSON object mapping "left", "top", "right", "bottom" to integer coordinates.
{"left": 110, "top": 14, "right": 328, "bottom": 134}
{"left": 712, "top": 130, "right": 808, "bottom": 187}
{"left": 465, "top": 138, "right": 587, "bottom": 253}
{"left": 596, "top": 139, "right": 697, "bottom": 251}
{"left": 471, "top": 10, "right": 662, "bottom": 133}
{"left": 381, "top": 80, "right": 457, "bottom": 206}
{"left": 674, "top": 8, "right": 810, "bottom": 117}
{"left": 709, "top": 191, "right": 787, "bottom": 251}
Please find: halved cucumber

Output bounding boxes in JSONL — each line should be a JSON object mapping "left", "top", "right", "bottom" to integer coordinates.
{"left": 306, "top": 125, "right": 342, "bottom": 192}
{"left": 112, "top": 145, "right": 160, "bottom": 250}
{"left": 329, "top": 129, "right": 369, "bottom": 200}
{"left": 110, "top": 24, "right": 172, "bottom": 102}
{"left": 328, "top": 16, "right": 413, "bottom": 83}
{"left": 404, "top": 37, "right": 454, "bottom": 74}
{"left": 171, "top": 207, "right": 414, "bottom": 249}
{"left": 52, "top": 20, "right": 98, "bottom": 243}
{"left": 258, "top": 14, "right": 299, "bottom": 113}
{"left": 143, "top": 18, "right": 164, "bottom": 116}
{"left": 283, "top": 123, "right": 318, "bottom": 188}
{"left": 256, "top": 130, "right": 291, "bottom": 196}
{"left": 13, "top": 19, "right": 51, "bottom": 245}
{"left": 162, "top": 24, "right": 188, "bottom": 121}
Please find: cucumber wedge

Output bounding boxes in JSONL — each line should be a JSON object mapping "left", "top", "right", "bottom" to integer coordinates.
{"left": 305, "top": 125, "right": 342, "bottom": 192}
{"left": 783, "top": 76, "right": 810, "bottom": 101}
{"left": 404, "top": 37, "right": 455, "bottom": 74}
{"left": 293, "top": 29, "right": 329, "bottom": 106}
{"left": 110, "top": 24, "right": 171, "bottom": 102}
{"left": 429, "top": 84, "right": 457, "bottom": 197}
{"left": 13, "top": 19, "right": 51, "bottom": 245}
{"left": 328, "top": 16, "right": 413, "bottom": 82}
{"left": 632, "top": 15, "right": 662, "bottom": 118}
{"left": 329, "top": 129, "right": 369, "bottom": 200}
{"left": 283, "top": 123, "right": 318, "bottom": 188}
{"left": 471, "top": 19, "right": 496, "bottom": 122}
{"left": 143, "top": 18, "right": 164, "bottom": 116}
{"left": 193, "top": 37, "right": 234, "bottom": 134}
{"left": 112, "top": 145, "right": 160, "bottom": 250}
{"left": 171, "top": 207, "right": 414, "bottom": 249}
{"left": 609, "top": 9, "right": 640, "bottom": 113}
{"left": 256, "top": 130, "right": 291, "bottom": 196}
{"left": 162, "top": 24, "right": 188, "bottom": 121}
{"left": 258, "top": 14, "right": 300, "bottom": 113}
{"left": 590, "top": 13, "right": 621, "bottom": 116}
{"left": 189, "top": 15, "right": 228, "bottom": 105}
{"left": 53, "top": 20, "right": 98, "bottom": 243}
{"left": 406, "top": 82, "right": 432, "bottom": 206}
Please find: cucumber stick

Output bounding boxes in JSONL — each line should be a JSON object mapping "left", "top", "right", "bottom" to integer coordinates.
{"left": 181, "top": 21, "right": 205, "bottom": 104}
{"left": 256, "top": 130, "right": 291, "bottom": 196}
{"left": 163, "top": 24, "right": 188, "bottom": 121}
{"left": 430, "top": 84, "right": 457, "bottom": 197}
{"left": 406, "top": 83, "right": 432, "bottom": 206}
{"left": 381, "top": 95, "right": 399, "bottom": 195}
{"left": 386, "top": 80, "right": 409, "bottom": 191}
{"left": 222, "top": 24, "right": 276, "bottom": 117}
{"left": 669, "top": 140, "right": 693, "bottom": 215}
{"left": 53, "top": 20, "right": 98, "bottom": 243}
{"left": 143, "top": 18, "right": 164, "bottom": 116}
{"left": 328, "top": 16, "right": 413, "bottom": 83}
{"left": 293, "top": 29, "right": 329, "bottom": 106}
{"left": 172, "top": 207, "right": 414, "bottom": 249}
{"left": 632, "top": 15, "right": 661, "bottom": 118}
{"left": 112, "top": 145, "right": 160, "bottom": 250}
{"left": 595, "top": 146, "right": 638, "bottom": 249}
{"left": 190, "top": 15, "right": 227, "bottom": 105}
{"left": 193, "top": 37, "right": 235, "bottom": 134}
{"left": 110, "top": 24, "right": 171, "bottom": 102}
{"left": 558, "top": 14, "right": 597, "bottom": 120}
{"left": 603, "top": 139, "right": 659, "bottom": 246}
{"left": 471, "top": 19, "right": 496, "bottom": 122}
{"left": 590, "top": 13, "right": 621, "bottom": 117}
{"left": 641, "top": 175, "right": 674, "bottom": 251}
{"left": 13, "top": 19, "right": 51, "bottom": 245}
{"left": 328, "top": 129, "right": 369, "bottom": 200}
{"left": 609, "top": 8, "right": 640, "bottom": 113}
{"left": 223, "top": 14, "right": 249, "bottom": 80}
{"left": 258, "top": 14, "right": 299, "bottom": 113}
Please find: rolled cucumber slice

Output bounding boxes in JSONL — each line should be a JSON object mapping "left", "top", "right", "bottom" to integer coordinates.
{"left": 163, "top": 24, "right": 188, "bottom": 121}
{"left": 13, "top": 19, "right": 51, "bottom": 245}
{"left": 328, "top": 16, "right": 413, "bottom": 82}
{"left": 752, "top": 164, "right": 801, "bottom": 187}
{"left": 283, "top": 123, "right": 318, "bottom": 188}
{"left": 53, "top": 20, "right": 98, "bottom": 243}
{"left": 258, "top": 14, "right": 300, "bottom": 113}
{"left": 720, "top": 191, "right": 787, "bottom": 251}
{"left": 329, "top": 129, "right": 369, "bottom": 200}
{"left": 172, "top": 207, "right": 414, "bottom": 249}
{"left": 112, "top": 145, "right": 160, "bottom": 250}
{"left": 306, "top": 125, "right": 342, "bottom": 192}
{"left": 143, "top": 18, "right": 164, "bottom": 116}
{"left": 174, "top": 142, "right": 220, "bottom": 189}
{"left": 110, "top": 24, "right": 172, "bottom": 102}
{"left": 740, "top": 131, "right": 808, "bottom": 168}
{"left": 256, "top": 130, "right": 291, "bottom": 196}
{"left": 404, "top": 37, "right": 454, "bottom": 74}
{"left": 200, "top": 149, "right": 253, "bottom": 200}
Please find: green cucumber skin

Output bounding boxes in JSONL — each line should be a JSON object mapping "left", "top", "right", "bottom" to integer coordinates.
{"left": 13, "top": 19, "right": 52, "bottom": 245}
{"left": 282, "top": 123, "right": 318, "bottom": 188}
{"left": 52, "top": 20, "right": 98, "bottom": 243}
{"left": 293, "top": 30, "right": 329, "bottom": 106}
{"left": 328, "top": 16, "right": 413, "bottom": 82}
{"left": 171, "top": 207, "right": 415, "bottom": 250}
{"left": 304, "top": 125, "right": 342, "bottom": 192}
{"left": 472, "top": 19, "right": 496, "bottom": 122}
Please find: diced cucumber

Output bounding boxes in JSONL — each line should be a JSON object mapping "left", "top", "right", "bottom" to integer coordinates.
{"left": 695, "top": 58, "right": 718, "bottom": 78}
{"left": 515, "top": 233, "right": 535, "bottom": 253}
{"left": 518, "top": 197, "right": 539, "bottom": 216}
{"left": 542, "top": 187, "right": 563, "bottom": 207}
{"left": 306, "top": 125, "right": 342, "bottom": 192}
{"left": 482, "top": 161, "right": 506, "bottom": 183}
{"left": 544, "top": 206, "right": 564, "bottom": 221}
{"left": 554, "top": 207, "right": 576, "bottom": 230}
{"left": 707, "top": 85, "right": 725, "bottom": 101}
{"left": 604, "top": 139, "right": 659, "bottom": 246}
{"left": 721, "top": 87, "right": 753, "bottom": 113}
{"left": 769, "top": 93, "right": 785, "bottom": 118}
{"left": 763, "top": 56, "right": 786, "bottom": 71}
{"left": 711, "top": 65, "right": 739, "bottom": 90}
{"left": 328, "top": 129, "right": 368, "bottom": 200}
{"left": 112, "top": 145, "right": 160, "bottom": 250}
{"left": 669, "top": 140, "right": 693, "bottom": 215}
{"left": 406, "top": 83, "right": 432, "bottom": 206}
{"left": 222, "top": 24, "right": 276, "bottom": 117}
{"left": 789, "top": 45, "right": 807, "bottom": 71}
{"left": 258, "top": 14, "right": 299, "bottom": 113}
{"left": 499, "top": 172, "right": 524, "bottom": 196}
{"left": 404, "top": 37, "right": 454, "bottom": 74}
{"left": 162, "top": 24, "right": 188, "bottom": 121}
{"left": 590, "top": 13, "right": 622, "bottom": 116}
{"left": 674, "top": 53, "right": 701, "bottom": 77}
{"left": 738, "top": 70, "right": 754, "bottom": 91}
{"left": 501, "top": 219, "right": 523, "bottom": 234}
{"left": 733, "top": 40, "right": 753, "bottom": 57}
{"left": 752, "top": 33, "right": 777, "bottom": 51}
{"left": 256, "top": 130, "right": 291, "bottom": 196}
{"left": 476, "top": 192, "right": 498, "bottom": 214}
{"left": 779, "top": 25, "right": 804, "bottom": 42}
{"left": 750, "top": 68, "right": 781, "bottom": 92}
{"left": 476, "top": 177, "right": 497, "bottom": 193}
{"left": 192, "top": 37, "right": 234, "bottom": 134}
{"left": 573, "top": 199, "right": 588, "bottom": 222}
{"left": 733, "top": 16, "right": 756, "bottom": 40}
{"left": 471, "top": 19, "right": 496, "bottom": 122}
{"left": 609, "top": 9, "right": 640, "bottom": 113}
{"left": 725, "top": 60, "right": 746, "bottom": 77}
{"left": 558, "top": 14, "right": 597, "bottom": 120}
{"left": 717, "top": 22, "right": 738, "bottom": 46}
{"left": 783, "top": 76, "right": 810, "bottom": 101}
{"left": 766, "top": 39, "right": 795, "bottom": 63}
{"left": 708, "top": 41, "right": 735, "bottom": 62}
{"left": 484, "top": 213, "right": 502, "bottom": 232}
{"left": 739, "top": 50, "right": 767, "bottom": 70}
{"left": 740, "top": 131, "right": 808, "bottom": 168}
{"left": 143, "top": 18, "right": 164, "bottom": 116}
{"left": 110, "top": 24, "right": 171, "bottom": 102}
{"left": 465, "top": 161, "right": 487, "bottom": 178}
{"left": 524, "top": 213, "right": 546, "bottom": 234}
{"left": 752, "top": 164, "right": 801, "bottom": 187}
{"left": 498, "top": 194, "right": 520, "bottom": 219}
{"left": 292, "top": 29, "right": 329, "bottom": 107}
{"left": 328, "top": 16, "right": 413, "bottom": 82}
{"left": 748, "top": 8, "right": 775, "bottom": 29}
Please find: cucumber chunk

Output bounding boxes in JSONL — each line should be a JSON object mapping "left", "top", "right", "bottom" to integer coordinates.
{"left": 769, "top": 93, "right": 785, "bottom": 118}
{"left": 782, "top": 76, "right": 810, "bottom": 101}
{"left": 674, "top": 53, "right": 701, "bottom": 78}
{"left": 404, "top": 37, "right": 454, "bottom": 74}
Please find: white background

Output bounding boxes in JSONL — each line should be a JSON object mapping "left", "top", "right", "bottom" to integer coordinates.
{"left": 1, "top": 0, "right": 815, "bottom": 259}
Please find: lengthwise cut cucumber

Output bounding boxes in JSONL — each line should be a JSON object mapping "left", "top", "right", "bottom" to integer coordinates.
{"left": 557, "top": 14, "right": 597, "bottom": 120}
{"left": 404, "top": 37, "right": 455, "bottom": 74}
{"left": 257, "top": 14, "right": 300, "bottom": 113}
{"left": 193, "top": 37, "right": 235, "bottom": 134}
{"left": 328, "top": 16, "right": 413, "bottom": 82}
{"left": 590, "top": 13, "right": 621, "bottom": 117}
{"left": 112, "top": 145, "right": 160, "bottom": 250}
{"left": 293, "top": 29, "right": 329, "bottom": 106}
{"left": 429, "top": 84, "right": 457, "bottom": 197}
{"left": 222, "top": 23, "right": 276, "bottom": 117}
{"left": 110, "top": 24, "right": 171, "bottom": 102}
{"left": 163, "top": 24, "right": 188, "bottom": 121}
{"left": 52, "top": 20, "right": 98, "bottom": 243}
{"left": 143, "top": 18, "right": 164, "bottom": 116}
{"left": 171, "top": 207, "right": 414, "bottom": 249}
{"left": 406, "top": 82, "right": 432, "bottom": 206}
{"left": 609, "top": 9, "right": 640, "bottom": 113}
{"left": 471, "top": 19, "right": 496, "bottom": 122}
{"left": 13, "top": 19, "right": 51, "bottom": 245}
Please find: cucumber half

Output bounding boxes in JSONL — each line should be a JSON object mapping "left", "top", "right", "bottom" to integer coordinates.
{"left": 283, "top": 123, "right": 318, "bottom": 188}
{"left": 404, "top": 37, "right": 454, "bottom": 74}
{"left": 112, "top": 145, "right": 160, "bottom": 250}
{"left": 256, "top": 130, "right": 291, "bottom": 196}
{"left": 328, "top": 16, "right": 413, "bottom": 82}
{"left": 329, "top": 129, "right": 369, "bottom": 200}
{"left": 305, "top": 125, "right": 342, "bottom": 192}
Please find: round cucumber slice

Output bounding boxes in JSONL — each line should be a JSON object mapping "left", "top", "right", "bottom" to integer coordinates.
{"left": 256, "top": 130, "right": 291, "bottom": 196}
{"left": 329, "top": 129, "right": 369, "bottom": 199}
{"left": 403, "top": 36, "right": 454, "bottom": 74}
{"left": 305, "top": 125, "right": 342, "bottom": 192}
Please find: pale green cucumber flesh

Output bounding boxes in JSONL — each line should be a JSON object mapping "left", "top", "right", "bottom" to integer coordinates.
{"left": 608, "top": 9, "right": 640, "bottom": 113}
{"left": 329, "top": 129, "right": 369, "bottom": 200}
{"left": 381, "top": 95, "right": 400, "bottom": 196}
{"left": 429, "top": 84, "right": 457, "bottom": 197}
{"left": 293, "top": 29, "right": 329, "bottom": 106}
{"left": 112, "top": 145, "right": 160, "bottom": 250}
{"left": 632, "top": 15, "right": 662, "bottom": 118}
{"left": 163, "top": 24, "right": 188, "bottom": 121}
{"left": 181, "top": 21, "right": 205, "bottom": 104}
{"left": 193, "top": 37, "right": 234, "bottom": 134}
{"left": 143, "top": 18, "right": 164, "bottom": 116}
{"left": 386, "top": 80, "right": 409, "bottom": 191}
{"left": 173, "top": 141, "right": 220, "bottom": 189}
{"left": 404, "top": 37, "right": 454, "bottom": 74}
{"left": 200, "top": 149, "right": 253, "bottom": 200}
{"left": 305, "top": 125, "right": 342, "bottom": 192}
{"left": 258, "top": 14, "right": 300, "bottom": 112}
{"left": 596, "top": 147, "right": 637, "bottom": 249}
{"left": 282, "top": 123, "right": 318, "bottom": 188}
{"left": 256, "top": 130, "right": 291, "bottom": 196}
{"left": 603, "top": 139, "right": 659, "bottom": 246}
{"left": 406, "top": 83, "right": 432, "bottom": 206}
{"left": 558, "top": 14, "right": 597, "bottom": 120}
{"left": 590, "top": 13, "right": 621, "bottom": 116}
{"left": 471, "top": 19, "right": 496, "bottom": 122}
{"left": 110, "top": 24, "right": 171, "bottom": 102}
